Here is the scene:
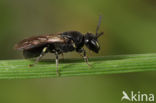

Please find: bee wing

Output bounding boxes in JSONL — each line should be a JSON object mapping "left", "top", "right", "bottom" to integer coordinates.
{"left": 15, "top": 34, "right": 65, "bottom": 50}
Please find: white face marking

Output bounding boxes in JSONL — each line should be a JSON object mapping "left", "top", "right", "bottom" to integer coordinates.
{"left": 96, "top": 41, "right": 99, "bottom": 47}
{"left": 91, "top": 40, "right": 99, "bottom": 47}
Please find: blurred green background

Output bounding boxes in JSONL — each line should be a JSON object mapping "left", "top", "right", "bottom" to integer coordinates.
{"left": 0, "top": 0, "right": 156, "bottom": 103}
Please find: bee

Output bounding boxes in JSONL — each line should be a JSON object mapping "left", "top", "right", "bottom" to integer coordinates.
{"left": 15, "top": 16, "right": 104, "bottom": 75}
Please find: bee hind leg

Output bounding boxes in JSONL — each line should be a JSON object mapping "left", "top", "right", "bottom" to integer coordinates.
{"left": 29, "top": 46, "right": 48, "bottom": 67}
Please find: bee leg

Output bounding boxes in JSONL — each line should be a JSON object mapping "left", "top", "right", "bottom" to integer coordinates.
{"left": 55, "top": 52, "right": 60, "bottom": 76}
{"left": 82, "top": 49, "right": 91, "bottom": 67}
{"left": 29, "top": 47, "right": 48, "bottom": 67}
{"left": 79, "top": 53, "right": 83, "bottom": 58}
{"left": 61, "top": 53, "right": 64, "bottom": 60}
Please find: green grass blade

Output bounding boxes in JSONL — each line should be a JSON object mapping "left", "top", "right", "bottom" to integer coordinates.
{"left": 0, "top": 53, "right": 156, "bottom": 79}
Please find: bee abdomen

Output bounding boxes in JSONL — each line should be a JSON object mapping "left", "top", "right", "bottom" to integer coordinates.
{"left": 23, "top": 46, "right": 45, "bottom": 58}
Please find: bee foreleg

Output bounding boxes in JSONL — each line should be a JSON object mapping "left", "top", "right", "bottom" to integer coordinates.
{"left": 29, "top": 46, "right": 48, "bottom": 67}
{"left": 79, "top": 49, "right": 91, "bottom": 67}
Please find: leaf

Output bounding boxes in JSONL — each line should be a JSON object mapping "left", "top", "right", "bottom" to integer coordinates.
{"left": 0, "top": 53, "right": 156, "bottom": 79}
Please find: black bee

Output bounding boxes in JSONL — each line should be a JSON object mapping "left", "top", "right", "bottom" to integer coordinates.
{"left": 15, "top": 16, "right": 104, "bottom": 75}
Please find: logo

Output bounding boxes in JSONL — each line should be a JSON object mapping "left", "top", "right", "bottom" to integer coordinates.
{"left": 121, "top": 91, "right": 154, "bottom": 102}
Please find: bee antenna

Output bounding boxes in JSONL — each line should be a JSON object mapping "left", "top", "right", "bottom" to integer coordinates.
{"left": 96, "top": 32, "right": 104, "bottom": 38}
{"left": 96, "top": 15, "right": 102, "bottom": 35}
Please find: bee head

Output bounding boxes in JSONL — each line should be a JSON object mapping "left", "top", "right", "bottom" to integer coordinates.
{"left": 84, "top": 15, "right": 104, "bottom": 53}
{"left": 84, "top": 32, "right": 103, "bottom": 53}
